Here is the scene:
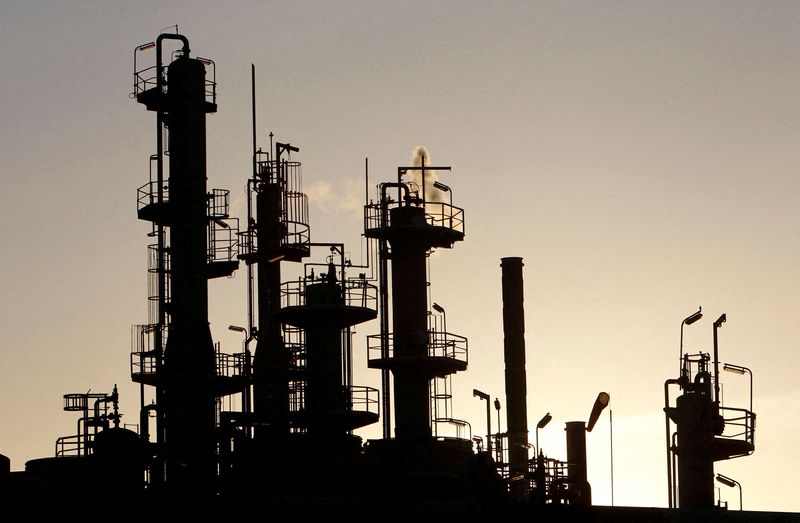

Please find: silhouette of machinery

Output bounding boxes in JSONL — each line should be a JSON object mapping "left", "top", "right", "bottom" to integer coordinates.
{"left": 131, "top": 33, "right": 241, "bottom": 493}
{"left": 665, "top": 312, "right": 756, "bottom": 509}
{"left": 0, "top": 32, "right": 778, "bottom": 521}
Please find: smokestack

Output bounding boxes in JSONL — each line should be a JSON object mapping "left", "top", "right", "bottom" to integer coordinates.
{"left": 501, "top": 257, "right": 529, "bottom": 485}
{"left": 565, "top": 421, "right": 592, "bottom": 506}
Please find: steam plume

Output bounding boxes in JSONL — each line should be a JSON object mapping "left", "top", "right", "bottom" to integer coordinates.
{"left": 409, "top": 145, "right": 447, "bottom": 203}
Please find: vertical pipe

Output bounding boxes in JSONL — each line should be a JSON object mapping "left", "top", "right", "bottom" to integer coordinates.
{"left": 664, "top": 378, "right": 680, "bottom": 508}
{"left": 610, "top": 409, "right": 614, "bottom": 506}
{"left": 486, "top": 399, "right": 492, "bottom": 453}
{"left": 501, "top": 257, "right": 529, "bottom": 485}
{"left": 153, "top": 41, "right": 168, "bottom": 488}
{"left": 379, "top": 237, "right": 391, "bottom": 439}
{"left": 565, "top": 421, "right": 591, "bottom": 506}
{"left": 249, "top": 64, "right": 256, "bottom": 337}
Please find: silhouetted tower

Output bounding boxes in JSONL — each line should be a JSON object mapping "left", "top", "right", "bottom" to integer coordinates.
{"left": 565, "top": 421, "right": 591, "bottom": 506}
{"left": 278, "top": 247, "right": 379, "bottom": 442}
{"left": 501, "top": 257, "right": 529, "bottom": 498}
{"left": 132, "top": 33, "right": 240, "bottom": 491}
{"left": 664, "top": 313, "right": 756, "bottom": 509}
{"left": 365, "top": 157, "right": 466, "bottom": 440}
{"left": 239, "top": 139, "right": 310, "bottom": 439}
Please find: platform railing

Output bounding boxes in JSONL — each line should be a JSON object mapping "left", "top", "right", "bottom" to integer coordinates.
{"left": 364, "top": 199, "right": 464, "bottom": 234}
{"left": 366, "top": 330, "right": 468, "bottom": 364}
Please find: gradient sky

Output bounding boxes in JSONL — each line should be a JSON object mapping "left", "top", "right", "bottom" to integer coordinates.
{"left": 1, "top": 0, "right": 798, "bottom": 512}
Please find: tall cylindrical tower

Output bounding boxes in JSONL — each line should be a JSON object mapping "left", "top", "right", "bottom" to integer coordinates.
{"left": 389, "top": 206, "right": 440, "bottom": 438}
{"left": 239, "top": 143, "right": 310, "bottom": 440}
{"left": 160, "top": 53, "right": 218, "bottom": 491}
{"left": 565, "top": 421, "right": 591, "bottom": 506}
{"left": 253, "top": 173, "right": 287, "bottom": 437}
{"left": 133, "top": 33, "right": 240, "bottom": 492}
{"left": 674, "top": 389, "right": 717, "bottom": 508}
{"left": 665, "top": 344, "right": 755, "bottom": 509}
{"left": 278, "top": 261, "right": 379, "bottom": 440}
{"left": 501, "top": 257, "right": 529, "bottom": 482}
{"left": 365, "top": 164, "right": 466, "bottom": 442}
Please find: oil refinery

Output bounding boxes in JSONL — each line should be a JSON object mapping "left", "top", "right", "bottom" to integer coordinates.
{"left": 0, "top": 30, "right": 797, "bottom": 521}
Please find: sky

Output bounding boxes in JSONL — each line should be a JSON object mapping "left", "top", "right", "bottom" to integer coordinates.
{"left": 1, "top": 0, "right": 798, "bottom": 512}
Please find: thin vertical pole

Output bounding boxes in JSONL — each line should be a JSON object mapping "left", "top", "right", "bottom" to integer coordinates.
{"left": 486, "top": 398, "right": 492, "bottom": 453}
{"left": 610, "top": 409, "right": 615, "bottom": 506}
{"left": 247, "top": 64, "right": 257, "bottom": 431}
{"left": 248, "top": 65, "right": 256, "bottom": 337}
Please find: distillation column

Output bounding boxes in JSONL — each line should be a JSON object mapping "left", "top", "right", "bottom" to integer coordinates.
{"left": 673, "top": 378, "right": 717, "bottom": 508}
{"left": 134, "top": 34, "right": 243, "bottom": 492}
{"left": 253, "top": 164, "right": 288, "bottom": 438}
{"left": 239, "top": 142, "right": 310, "bottom": 444}
{"left": 160, "top": 48, "right": 217, "bottom": 490}
{"left": 278, "top": 260, "right": 378, "bottom": 443}
{"left": 389, "top": 206, "right": 436, "bottom": 439}
{"left": 664, "top": 315, "right": 756, "bottom": 509}
{"left": 365, "top": 165, "right": 466, "bottom": 442}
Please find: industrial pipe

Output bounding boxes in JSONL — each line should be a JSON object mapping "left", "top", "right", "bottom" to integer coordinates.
{"left": 566, "top": 421, "right": 591, "bottom": 506}
{"left": 501, "top": 257, "right": 529, "bottom": 491}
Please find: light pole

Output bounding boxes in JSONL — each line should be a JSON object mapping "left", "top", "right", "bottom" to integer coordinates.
{"left": 712, "top": 313, "right": 727, "bottom": 406}
{"left": 723, "top": 363, "right": 753, "bottom": 413}
{"left": 473, "top": 389, "right": 491, "bottom": 453}
{"left": 586, "top": 392, "right": 610, "bottom": 432}
{"left": 536, "top": 412, "right": 552, "bottom": 455}
{"left": 716, "top": 473, "right": 742, "bottom": 511}
{"left": 680, "top": 307, "right": 703, "bottom": 375}
{"left": 586, "top": 392, "right": 611, "bottom": 507}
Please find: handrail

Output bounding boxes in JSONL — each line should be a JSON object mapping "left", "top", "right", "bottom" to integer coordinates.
{"left": 130, "top": 323, "right": 165, "bottom": 378}
{"left": 130, "top": 325, "right": 243, "bottom": 380}
{"left": 432, "top": 417, "right": 472, "bottom": 440}
{"left": 207, "top": 188, "right": 230, "bottom": 219}
{"left": 718, "top": 405, "right": 756, "bottom": 448}
{"left": 133, "top": 57, "right": 216, "bottom": 106}
{"left": 287, "top": 379, "right": 305, "bottom": 413}
{"left": 287, "top": 384, "right": 379, "bottom": 416}
{"left": 132, "top": 64, "right": 160, "bottom": 98}
{"left": 208, "top": 217, "right": 239, "bottom": 264}
{"left": 55, "top": 434, "right": 89, "bottom": 457}
{"left": 279, "top": 279, "right": 378, "bottom": 312}
{"left": 364, "top": 199, "right": 465, "bottom": 234}
{"left": 216, "top": 352, "right": 245, "bottom": 378}
{"left": 348, "top": 385, "right": 380, "bottom": 416}
{"left": 366, "top": 331, "right": 468, "bottom": 364}
{"left": 137, "top": 180, "right": 170, "bottom": 210}
{"left": 238, "top": 223, "right": 311, "bottom": 258}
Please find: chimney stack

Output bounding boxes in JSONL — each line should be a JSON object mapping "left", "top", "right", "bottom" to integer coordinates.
{"left": 501, "top": 257, "right": 529, "bottom": 489}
